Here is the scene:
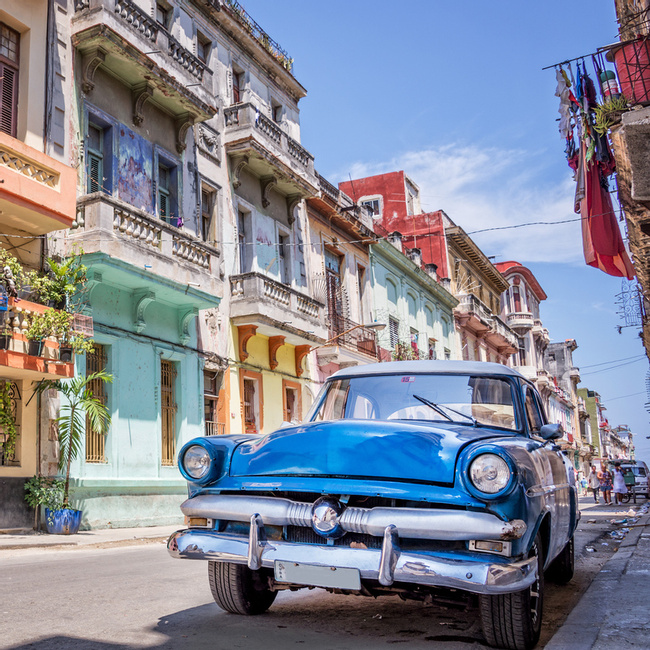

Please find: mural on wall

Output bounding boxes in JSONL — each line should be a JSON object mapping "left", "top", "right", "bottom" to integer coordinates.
{"left": 256, "top": 221, "right": 278, "bottom": 276}
{"left": 118, "top": 125, "right": 153, "bottom": 213}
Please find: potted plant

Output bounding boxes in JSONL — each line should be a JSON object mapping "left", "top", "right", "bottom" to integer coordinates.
{"left": 24, "top": 476, "right": 65, "bottom": 532}
{"left": 0, "top": 380, "right": 18, "bottom": 462}
{"left": 59, "top": 332, "right": 95, "bottom": 362}
{"left": 25, "top": 309, "right": 71, "bottom": 357}
{"left": 29, "top": 252, "right": 88, "bottom": 310}
{"left": 593, "top": 95, "right": 630, "bottom": 135}
{"left": 34, "top": 370, "right": 112, "bottom": 534}
{"left": 0, "top": 322, "right": 11, "bottom": 350}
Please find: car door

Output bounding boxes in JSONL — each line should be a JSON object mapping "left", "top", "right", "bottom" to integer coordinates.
{"left": 522, "top": 383, "right": 574, "bottom": 565}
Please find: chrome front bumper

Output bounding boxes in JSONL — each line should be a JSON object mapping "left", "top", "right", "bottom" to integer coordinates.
{"left": 179, "top": 494, "right": 527, "bottom": 541}
{"left": 168, "top": 518, "right": 537, "bottom": 595}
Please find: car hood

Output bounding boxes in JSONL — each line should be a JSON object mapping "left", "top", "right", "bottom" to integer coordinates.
{"left": 229, "top": 420, "right": 501, "bottom": 485}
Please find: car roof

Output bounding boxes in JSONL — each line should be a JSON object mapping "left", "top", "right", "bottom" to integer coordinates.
{"left": 328, "top": 360, "right": 526, "bottom": 381}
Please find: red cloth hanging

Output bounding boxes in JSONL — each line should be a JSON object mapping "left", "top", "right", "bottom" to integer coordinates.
{"left": 576, "top": 147, "right": 635, "bottom": 280}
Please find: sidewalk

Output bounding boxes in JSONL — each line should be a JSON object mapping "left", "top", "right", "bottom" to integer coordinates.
{"left": 545, "top": 498, "right": 650, "bottom": 649}
{"left": 0, "top": 523, "right": 181, "bottom": 551}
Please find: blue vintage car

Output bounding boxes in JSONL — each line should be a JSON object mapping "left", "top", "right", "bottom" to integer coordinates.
{"left": 168, "top": 361, "right": 578, "bottom": 650}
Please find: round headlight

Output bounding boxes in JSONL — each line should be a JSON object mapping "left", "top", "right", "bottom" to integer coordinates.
{"left": 183, "top": 445, "right": 211, "bottom": 479}
{"left": 469, "top": 453, "right": 511, "bottom": 494}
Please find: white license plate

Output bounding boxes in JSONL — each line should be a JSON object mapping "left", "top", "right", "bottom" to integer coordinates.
{"left": 274, "top": 561, "right": 361, "bottom": 590}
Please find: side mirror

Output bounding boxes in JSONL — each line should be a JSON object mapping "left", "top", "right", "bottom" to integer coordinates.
{"left": 540, "top": 423, "right": 563, "bottom": 441}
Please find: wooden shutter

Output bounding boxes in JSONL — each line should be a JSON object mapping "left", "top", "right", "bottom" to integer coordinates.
{"left": 88, "top": 153, "right": 102, "bottom": 193}
{"left": 0, "top": 63, "right": 17, "bottom": 136}
{"left": 159, "top": 191, "right": 169, "bottom": 219}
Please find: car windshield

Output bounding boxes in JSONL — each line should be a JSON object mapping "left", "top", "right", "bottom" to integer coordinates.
{"left": 308, "top": 373, "right": 519, "bottom": 431}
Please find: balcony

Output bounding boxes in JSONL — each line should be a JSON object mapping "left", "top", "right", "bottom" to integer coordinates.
{"left": 455, "top": 294, "right": 518, "bottom": 355}
{"left": 506, "top": 311, "right": 535, "bottom": 330}
{"left": 454, "top": 293, "right": 492, "bottom": 334}
{"left": 489, "top": 315, "right": 519, "bottom": 353}
{"left": 532, "top": 319, "right": 550, "bottom": 344}
{"left": 316, "top": 314, "right": 379, "bottom": 367}
{"left": 205, "top": 421, "right": 226, "bottom": 436}
{"left": 307, "top": 173, "right": 375, "bottom": 240}
{"left": 72, "top": 0, "right": 216, "bottom": 141}
{"left": 224, "top": 103, "right": 318, "bottom": 197}
{"left": 0, "top": 299, "right": 74, "bottom": 380}
{"left": 535, "top": 370, "right": 550, "bottom": 389}
{"left": 569, "top": 366, "right": 581, "bottom": 383}
{"left": 72, "top": 194, "right": 221, "bottom": 312}
{"left": 230, "top": 272, "right": 326, "bottom": 345}
{"left": 0, "top": 132, "right": 76, "bottom": 234}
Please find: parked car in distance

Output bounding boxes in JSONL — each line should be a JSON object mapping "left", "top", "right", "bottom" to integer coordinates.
{"left": 169, "top": 361, "right": 579, "bottom": 650}
{"left": 609, "top": 459, "right": 649, "bottom": 498}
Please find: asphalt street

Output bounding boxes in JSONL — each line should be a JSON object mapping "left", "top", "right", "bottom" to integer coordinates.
{"left": 0, "top": 496, "right": 638, "bottom": 650}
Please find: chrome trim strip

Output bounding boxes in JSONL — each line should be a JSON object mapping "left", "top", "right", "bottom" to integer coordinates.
{"left": 526, "top": 482, "right": 572, "bottom": 497}
{"left": 167, "top": 529, "right": 537, "bottom": 595}
{"left": 181, "top": 495, "right": 526, "bottom": 541}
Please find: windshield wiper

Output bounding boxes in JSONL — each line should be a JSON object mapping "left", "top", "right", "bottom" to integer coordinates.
{"left": 412, "top": 394, "right": 453, "bottom": 421}
{"left": 413, "top": 394, "right": 477, "bottom": 426}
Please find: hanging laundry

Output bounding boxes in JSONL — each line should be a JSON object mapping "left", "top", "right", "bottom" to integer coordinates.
{"left": 556, "top": 67, "right": 573, "bottom": 140}
{"left": 575, "top": 143, "right": 635, "bottom": 279}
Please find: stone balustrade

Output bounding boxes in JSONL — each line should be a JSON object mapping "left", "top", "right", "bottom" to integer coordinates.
{"left": 74, "top": 194, "right": 220, "bottom": 296}
{"left": 223, "top": 103, "right": 316, "bottom": 185}
{"left": 229, "top": 272, "right": 326, "bottom": 340}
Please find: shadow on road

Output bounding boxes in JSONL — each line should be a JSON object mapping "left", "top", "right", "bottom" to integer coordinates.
{"left": 7, "top": 594, "right": 487, "bottom": 650}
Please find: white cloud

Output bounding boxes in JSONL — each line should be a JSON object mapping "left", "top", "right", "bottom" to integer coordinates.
{"left": 339, "top": 145, "right": 587, "bottom": 265}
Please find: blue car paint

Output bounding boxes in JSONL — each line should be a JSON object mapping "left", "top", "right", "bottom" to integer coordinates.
{"left": 179, "top": 366, "right": 577, "bottom": 565}
{"left": 230, "top": 419, "right": 503, "bottom": 484}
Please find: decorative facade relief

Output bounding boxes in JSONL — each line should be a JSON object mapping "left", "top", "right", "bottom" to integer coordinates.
{"left": 196, "top": 123, "right": 221, "bottom": 164}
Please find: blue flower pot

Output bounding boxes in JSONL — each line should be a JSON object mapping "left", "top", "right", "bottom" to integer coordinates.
{"left": 45, "top": 508, "right": 82, "bottom": 535}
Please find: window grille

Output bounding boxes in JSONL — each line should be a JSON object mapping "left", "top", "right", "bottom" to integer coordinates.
{"left": 161, "top": 360, "right": 177, "bottom": 465}
{"left": 86, "top": 345, "right": 108, "bottom": 463}
{"left": 389, "top": 317, "right": 399, "bottom": 348}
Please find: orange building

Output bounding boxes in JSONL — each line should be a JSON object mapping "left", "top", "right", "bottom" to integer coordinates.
{"left": 0, "top": 3, "right": 77, "bottom": 529}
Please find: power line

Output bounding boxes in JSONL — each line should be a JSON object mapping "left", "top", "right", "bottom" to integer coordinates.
{"left": 605, "top": 390, "right": 647, "bottom": 402}
{"left": 580, "top": 354, "right": 646, "bottom": 369}
{"left": 581, "top": 357, "right": 647, "bottom": 376}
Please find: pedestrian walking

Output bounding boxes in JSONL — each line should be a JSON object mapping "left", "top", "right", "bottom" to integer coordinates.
{"left": 588, "top": 465, "right": 600, "bottom": 502}
{"left": 612, "top": 461, "right": 627, "bottom": 505}
{"left": 598, "top": 463, "right": 613, "bottom": 504}
{"left": 579, "top": 473, "right": 588, "bottom": 497}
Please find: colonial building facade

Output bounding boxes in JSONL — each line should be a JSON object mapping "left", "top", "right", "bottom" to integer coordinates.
{"left": 0, "top": 0, "right": 77, "bottom": 528}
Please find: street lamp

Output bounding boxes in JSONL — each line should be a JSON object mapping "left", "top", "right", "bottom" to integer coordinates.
{"left": 309, "top": 322, "right": 386, "bottom": 352}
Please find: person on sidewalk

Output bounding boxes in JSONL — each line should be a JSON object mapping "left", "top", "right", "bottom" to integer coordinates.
{"left": 598, "top": 463, "right": 613, "bottom": 504}
{"left": 588, "top": 465, "right": 601, "bottom": 503}
{"left": 613, "top": 461, "right": 627, "bottom": 505}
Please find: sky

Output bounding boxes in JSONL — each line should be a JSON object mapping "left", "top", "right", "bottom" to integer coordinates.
{"left": 239, "top": 0, "right": 650, "bottom": 460}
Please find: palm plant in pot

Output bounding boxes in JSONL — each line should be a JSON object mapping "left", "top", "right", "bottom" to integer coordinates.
{"left": 35, "top": 370, "right": 112, "bottom": 534}
{"left": 24, "top": 476, "right": 65, "bottom": 532}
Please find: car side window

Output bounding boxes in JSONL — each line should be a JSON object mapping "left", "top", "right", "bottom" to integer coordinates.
{"left": 524, "top": 387, "right": 543, "bottom": 435}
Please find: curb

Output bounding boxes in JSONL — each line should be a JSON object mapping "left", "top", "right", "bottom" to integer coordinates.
{"left": 544, "top": 511, "right": 650, "bottom": 650}
{"left": 0, "top": 534, "right": 171, "bottom": 552}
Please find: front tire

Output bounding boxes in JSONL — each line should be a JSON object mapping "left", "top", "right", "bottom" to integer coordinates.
{"left": 208, "top": 561, "right": 277, "bottom": 615}
{"left": 546, "top": 535, "right": 574, "bottom": 585}
{"left": 479, "top": 533, "right": 544, "bottom": 650}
